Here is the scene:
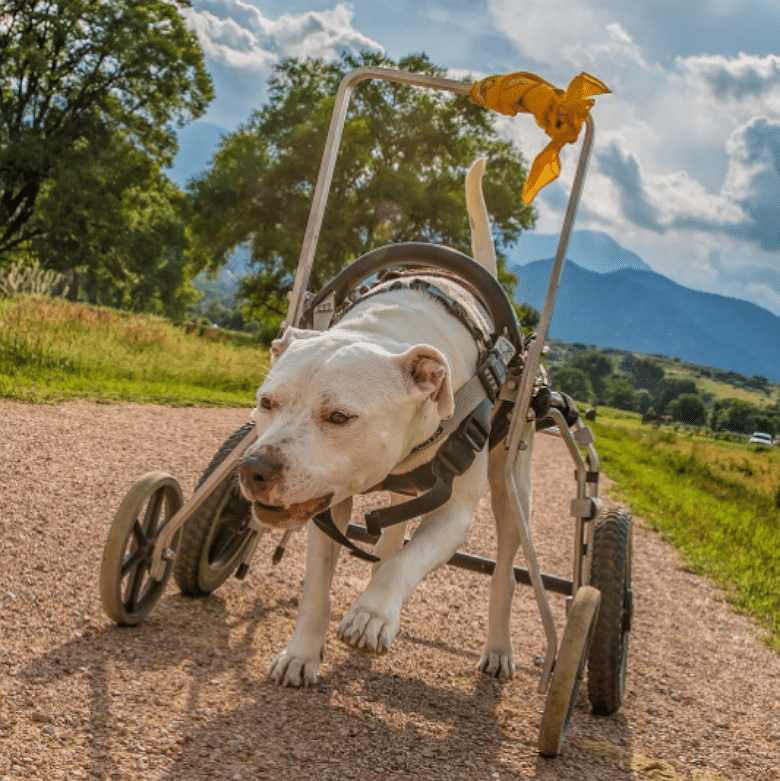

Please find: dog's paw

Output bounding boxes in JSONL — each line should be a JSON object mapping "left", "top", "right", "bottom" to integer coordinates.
{"left": 269, "top": 650, "right": 321, "bottom": 688}
{"left": 478, "top": 647, "right": 515, "bottom": 681}
{"left": 337, "top": 608, "right": 398, "bottom": 656}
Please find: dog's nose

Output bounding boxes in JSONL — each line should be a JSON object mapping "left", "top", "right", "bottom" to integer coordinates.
{"left": 239, "top": 453, "right": 283, "bottom": 488}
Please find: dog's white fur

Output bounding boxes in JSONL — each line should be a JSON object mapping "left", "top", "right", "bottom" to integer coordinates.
{"left": 240, "top": 159, "right": 534, "bottom": 687}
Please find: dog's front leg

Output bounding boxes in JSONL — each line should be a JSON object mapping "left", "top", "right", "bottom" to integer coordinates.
{"left": 337, "top": 453, "right": 487, "bottom": 655}
{"left": 269, "top": 497, "right": 352, "bottom": 687}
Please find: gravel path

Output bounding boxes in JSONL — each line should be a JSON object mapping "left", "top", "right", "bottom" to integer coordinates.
{"left": 1, "top": 400, "right": 778, "bottom": 781}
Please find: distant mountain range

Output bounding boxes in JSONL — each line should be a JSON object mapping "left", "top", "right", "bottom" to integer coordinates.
{"left": 510, "top": 237, "right": 780, "bottom": 382}
{"left": 507, "top": 229, "right": 652, "bottom": 274}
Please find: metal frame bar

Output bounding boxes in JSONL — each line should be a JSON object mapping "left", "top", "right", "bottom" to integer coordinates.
{"left": 148, "top": 67, "right": 598, "bottom": 695}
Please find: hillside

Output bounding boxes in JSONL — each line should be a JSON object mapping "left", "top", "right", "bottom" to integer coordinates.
{"left": 511, "top": 259, "right": 780, "bottom": 383}
{"left": 507, "top": 229, "right": 652, "bottom": 273}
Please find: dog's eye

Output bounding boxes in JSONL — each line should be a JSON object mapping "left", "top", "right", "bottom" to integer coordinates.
{"left": 325, "top": 411, "right": 353, "bottom": 425}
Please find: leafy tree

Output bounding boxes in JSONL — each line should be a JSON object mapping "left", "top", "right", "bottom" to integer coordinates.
{"left": 569, "top": 350, "right": 614, "bottom": 401}
{"left": 551, "top": 367, "right": 593, "bottom": 402}
{"left": 637, "top": 389, "right": 653, "bottom": 414}
{"left": 188, "top": 51, "right": 536, "bottom": 327}
{"left": 711, "top": 398, "right": 758, "bottom": 435}
{"left": 0, "top": 0, "right": 212, "bottom": 313}
{"left": 603, "top": 374, "right": 638, "bottom": 411}
{"left": 619, "top": 355, "right": 665, "bottom": 393}
{"left": 667, "top": 393, "right": 707, "bottom": 426}
{"left": 653, "top": 377, "right": 698, "bottom": 415}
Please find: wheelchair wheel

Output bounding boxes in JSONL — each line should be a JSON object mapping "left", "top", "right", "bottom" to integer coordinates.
{"left": 587, "top": 507, "right": 633, "bottom": 716}
{"left": 100, "top": 472, "right": 183, "bottom": 626}
{"left": 538, "top": 586, "right": 601, "bottom": 757}
{"left": 174, "top": 422, "right": 256, "bottom": 597}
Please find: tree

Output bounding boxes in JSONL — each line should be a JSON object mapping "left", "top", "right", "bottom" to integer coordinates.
{"left": 551, "top": 367, "right": 593, "bottom": 402}
{"left": 0, "top": 0, "right": 213, "bottom": 312}
{"left": 603, "top": 374, "right": 638, "bottom": 411}
{"left": 188, "top": 51, "right": 536, "bottom": 326}
{"left": 654, "top": 377, "right": 698, "bottom": 416}
{"left": 619, "top": 355, "right": 665, "bottom": 393}
{"left": 569, "top": 350, "right": 614, "bottom": 401}
{"left": 667, "top": 393, "right": 707, "bottom": 426}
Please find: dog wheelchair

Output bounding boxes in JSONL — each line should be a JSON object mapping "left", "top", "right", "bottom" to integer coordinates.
{"left": 100, "top": 65, "right": 633, "bottom": 757}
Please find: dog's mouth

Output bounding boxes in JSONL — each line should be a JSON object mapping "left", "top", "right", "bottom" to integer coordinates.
{"left": 251, "top": 494, "right": 333, "bottom": 530}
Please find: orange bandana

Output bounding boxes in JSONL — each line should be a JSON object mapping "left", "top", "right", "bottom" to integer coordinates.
{"left": 470, "top": 71, "right": 610, "bottom": 203}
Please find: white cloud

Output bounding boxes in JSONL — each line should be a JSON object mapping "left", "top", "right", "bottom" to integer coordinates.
{"left": 679, "top": 52, "right": 780, "bottom": 108}
{"left": 485, "top": 0, "right": 648, "bottom": 76}
{"left": 181, "top": 2, "right": 383, "bottom": 127}
{"left": 184, "top": 1, "right": 383, "bottom": 71}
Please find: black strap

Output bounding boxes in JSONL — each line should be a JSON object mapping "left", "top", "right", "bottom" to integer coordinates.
{"left": 312, "top": 509, "right": 379, "bottom": 562}
{"left": 364, "top": 397, "right": 492, "bottom": 536}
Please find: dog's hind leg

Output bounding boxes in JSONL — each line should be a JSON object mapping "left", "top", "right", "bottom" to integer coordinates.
{"left": 478, "top": 431, "right": 535, "bottom": 680}
{"left": 269, "top": 498, "right": 352, "bottom": 687}
{"left": 337, "top": 453, "right": 488, "bottom": 656}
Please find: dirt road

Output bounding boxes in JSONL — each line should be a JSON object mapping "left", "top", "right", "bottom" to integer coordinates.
{"left": 1, "top": 401, "right": 778, "bottom": 780}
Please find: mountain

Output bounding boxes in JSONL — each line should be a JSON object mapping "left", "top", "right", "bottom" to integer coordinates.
{"left": 508, "top": 229, "right": 652, "bottom": 273}
{"left": 511, "top": 259, "right": 780, "bottom": 382}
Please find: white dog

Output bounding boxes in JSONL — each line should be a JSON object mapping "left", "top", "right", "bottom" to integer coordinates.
{"left": 238, "top": 159, "right": 534, "bottom": 687}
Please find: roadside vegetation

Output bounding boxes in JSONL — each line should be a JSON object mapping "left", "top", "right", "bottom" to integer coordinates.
{"left": 589, "top": 406, "right": 780, "bottom": 652}
{"left": 0, "top": 295, "right": 268, "bottom": 406}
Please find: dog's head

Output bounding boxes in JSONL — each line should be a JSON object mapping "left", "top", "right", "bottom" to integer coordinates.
{"left": 238, "top": 326, "right": 454, "bottom": 529}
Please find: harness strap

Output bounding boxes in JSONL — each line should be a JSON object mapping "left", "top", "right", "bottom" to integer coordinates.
{"left": 364, "top": 397, "right": 492, "bottom": 536}
{"left": 312, "top": 509, "right": 380, "bottom": 562}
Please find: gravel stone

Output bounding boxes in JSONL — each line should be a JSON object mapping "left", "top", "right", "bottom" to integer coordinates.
{"left": 1, "top": 400, "right": 779, "bottom": 780}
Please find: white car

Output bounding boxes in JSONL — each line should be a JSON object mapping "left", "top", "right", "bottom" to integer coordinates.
{"left": 748, "top": 432, "right": 774, "bottom": 446}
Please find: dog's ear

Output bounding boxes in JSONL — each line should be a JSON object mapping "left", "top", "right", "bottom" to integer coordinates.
{"left": 397, "top": 345, "right": 454, "bottom": 419}
{"left": 270, "top": 327, "right": 317, "bottom": 363}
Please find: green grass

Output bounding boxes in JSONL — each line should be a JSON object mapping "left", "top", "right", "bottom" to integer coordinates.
{"left": 591, "top": 413, "right": 780, "bottom": 652}
{"left": 0, "top": 295, "right": 270, "bottom": 406}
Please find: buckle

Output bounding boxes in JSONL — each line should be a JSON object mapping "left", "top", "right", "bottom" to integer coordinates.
{"left": 477, "top": 351, "right": 506, "bottom": 401}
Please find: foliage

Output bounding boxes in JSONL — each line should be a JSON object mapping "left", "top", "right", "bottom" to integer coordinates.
{"left": 652, "top": 377, "right": 698, "bottom": 415}
{"left": 0, "top": 295, "right": 266, "bottom": 405}
{"left": 618, "top": 355, "right": 665, "bottom": 393}
{"left": 0, "top": 0, "right": 213, "bottom": 316}
{"left": 188, "top": 51, "right": 536, "bottom": 329}
{"left": 667, "top": 392, "right": 707, "bottom": 426}
{"left": 711, "top": 396, "right": 780, "bottom": 436}
{"left": 602, "top": 373, "right": 638, "bottom": 411}
{"left": 569, "top": 349, "right": 614, "bottom": 401}
{"left": 592, "top": 416, "right": 780, "bottom": 652}
{"left": 550, "top": 366, "right": 593, "bottom": 402}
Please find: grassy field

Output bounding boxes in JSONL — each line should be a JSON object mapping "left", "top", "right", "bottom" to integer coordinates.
{"left": 592, "top": 408, "right": 780, "bottom": 652}
{"left": 0, "top": 295, "right": 269, "bottom": 406}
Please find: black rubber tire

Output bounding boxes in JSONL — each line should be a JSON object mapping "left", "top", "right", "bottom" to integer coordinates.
{"left": 587, "top": 507, "right": 633, "bottom": 716}
{"left": 538, "top": 586, "right": 601, "bottom": 757}
{"left": 173, "top": 422, "right": 255, "bottom": 597}
{"left": 100, "top": 472, "right": 183, "bottom": 626}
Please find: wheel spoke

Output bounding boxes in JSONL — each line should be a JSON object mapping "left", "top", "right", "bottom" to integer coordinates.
{"left": 121, "top": 546, "right": 147, "bottom": 577}
{"left": 125, "top": 555, "right": 148, "bottom": 611}
{"left": 143, "top": 490, "right": 165, "bottom": 537}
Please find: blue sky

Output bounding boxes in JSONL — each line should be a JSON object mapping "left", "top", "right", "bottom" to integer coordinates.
{"left": 178, "top": 0, "right": 780, "bottom": 315}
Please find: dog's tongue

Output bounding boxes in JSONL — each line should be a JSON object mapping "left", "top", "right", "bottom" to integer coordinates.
{"left": 253, "top": 495, "right": 332, "bottom": 529}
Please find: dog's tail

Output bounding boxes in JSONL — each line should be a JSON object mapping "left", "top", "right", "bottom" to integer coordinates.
{"left": 465, "top": 157, "right": 497, "bottom": 276}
